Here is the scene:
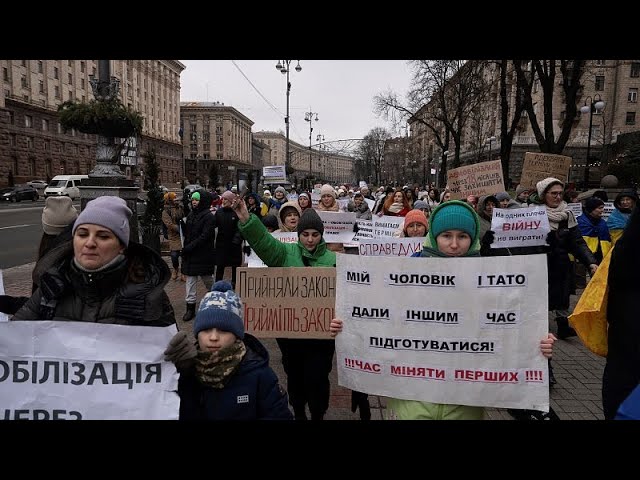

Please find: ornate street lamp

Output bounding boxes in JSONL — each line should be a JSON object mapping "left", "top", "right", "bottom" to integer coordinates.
{"left": 275, "top": 60, "right": 302, "bottom": 178}
{"left": 580, "top": 94, "right": 605, "bottom": 187}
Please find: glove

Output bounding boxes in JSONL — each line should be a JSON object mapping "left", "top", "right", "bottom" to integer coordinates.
{"left": 0, "top": 295, "right": 28, "bottom": 315}
{"left": 546, "top": 231, "right": 557, "bottom": 248}
{"left": 353, "top": 222, "right": 360, "bottom": 233}
{"left": 243, "top": 245, "right": 252, "bottom": 256}
{"left": 480, "top": 230, "right": 495, "bottom": 256}
{"left": 164, "top": 330, "right": 197, "bottom": 372}
{"left": 351, "top": 390, "right": 371, "bottom": 421}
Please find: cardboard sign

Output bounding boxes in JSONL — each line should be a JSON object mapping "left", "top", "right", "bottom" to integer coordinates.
{"left": 237, "top": 267, "right": 336, "bottom": 339}
{"left": 447, "top": 160, "right": 505, "bottom": 200}
{"left": 519, "top": 152, "right": 572, "bottom": 189}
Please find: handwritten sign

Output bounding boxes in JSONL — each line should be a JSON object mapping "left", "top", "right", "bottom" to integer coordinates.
{"left": 519, "top": 152, "right": 572, "bottom": 189}
{"left": 491, "top": 206, "right": 550, "bottom": 248}
{"left": 317, "top": 211, "right": 357, "bottom": 243}
{"left": 447, "top": 160, "right": 505, "bottom": 200}
{"left": 237, "top": 267, "right": 335, "bottom": 339}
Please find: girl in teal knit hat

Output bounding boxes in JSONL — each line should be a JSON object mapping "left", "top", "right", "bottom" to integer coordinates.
{"left": 330, "top": 200, "right": 556, "bottom": 420}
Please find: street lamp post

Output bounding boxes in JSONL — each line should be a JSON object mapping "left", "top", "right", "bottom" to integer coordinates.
{"left": 316, "top": 133, "right": 325, "bottom": 184}
{"left": 275, "top": 60, "right": 302, "bottom": 179}
{"left": 305, "top": 110, "right": 319, "bottom": 190}
{"left": 580, "top": 94, "right": 605, "bottom": 187}
{"left": 486, "top": 135, "right": 496, "bottom": 161}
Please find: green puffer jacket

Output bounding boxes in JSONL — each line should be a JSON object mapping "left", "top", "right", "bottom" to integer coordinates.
{"left": 387, "top": 200, "right": 485, "bottom": 420}
{"left": 238, "top": 213, "right": 336, "bottom": 267}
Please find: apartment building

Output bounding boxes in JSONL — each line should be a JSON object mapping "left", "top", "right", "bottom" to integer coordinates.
{"left": 0, "top": 59, "right": 185, "bottom": 187}
{"left": 407, "top": 60, "right": 640, "bottom": 186}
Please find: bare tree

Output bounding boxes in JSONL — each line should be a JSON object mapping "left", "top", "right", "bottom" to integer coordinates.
{"left": 355, "top": 127, "right": 392, "bottom": 186}
{"left": 514, "top": 60, "right": 586, "bottom": 154}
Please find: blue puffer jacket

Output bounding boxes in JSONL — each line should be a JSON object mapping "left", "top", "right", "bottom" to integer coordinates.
{"left": 178, "top": 334, "right": 293, "bottom": 420}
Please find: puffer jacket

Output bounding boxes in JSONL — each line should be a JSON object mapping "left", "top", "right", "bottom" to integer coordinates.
{"left": 178, "top": 334, "right": 293, "bottom": 420}
{"left": 239, "top": 213, "right": 336, "bottom": 267}
{"left": 13, "top": 240, "right": 174, "bottom": 326}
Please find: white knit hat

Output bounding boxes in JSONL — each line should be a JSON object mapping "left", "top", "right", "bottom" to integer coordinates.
{"left": 536, "top": 177, "right": 564, "bottom": 197}
{"left": 320, "top": 184, "right": 336, "bottom": 198}
{"left": 42, "top": 196, "right": 78, "bottom": 235}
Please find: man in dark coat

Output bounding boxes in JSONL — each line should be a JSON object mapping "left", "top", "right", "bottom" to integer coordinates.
{"left": 181, "top": 190, "right": 216, "bottom": 322}
{"left": 214, "top": 191, "right": 243, "bottom": 288}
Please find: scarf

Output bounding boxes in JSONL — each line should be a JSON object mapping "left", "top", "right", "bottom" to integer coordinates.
{"left": 387, "top": 202, "right": 404, "bottom": 214}
{"left": 545, "top": 202, "right": 577, "bottom": 230}
{"left": 195, "top": 339, "right": 246, "bottom": 389}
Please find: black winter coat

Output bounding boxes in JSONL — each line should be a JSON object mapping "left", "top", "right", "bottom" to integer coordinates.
{"left": 13, "top": 241, "right": 175, "bottom": 326}
{"left": 181, "top": 191, "right": 216, "bottom": 276}
{"left": 178, "top": 334, "right": 293, "bottom": 420}
{"left": 603, "top": 205, "right": 640, "bottom": 419}
{"left": 214, "top": 206, "right": 243, "bottom": 267}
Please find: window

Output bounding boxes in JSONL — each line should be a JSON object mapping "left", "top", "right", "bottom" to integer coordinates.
{"left": 68, "top": 73, "right": 73, "bottom": 85}
{"left": 81, "top": 78, "right": 85, "bottom": 89}
{"left": 54, "top": 86, "right": 60, "bottom": 98}
{"left": 44, "top": 139, "right": 50, "bottom": 150}
{"left": 3, "top": 67, "right": 8, "bottom": 81}
{"left": 80, "top": 61, "right": 85, "bottom": 73}
{"left": 57, "top": 122, "right": 62, "bottom": 134}
{"left": 39, "top": 80, "right": 44, "bottom": 93}
{"left": 54, "top": 67, "right": 59, "bottom": 79}
{"left": 9, "top": 134, "right": 16, "bottom": 146}
{"left": 631, "top": 62, "right": 640, "bottom": 78}
{"left": 42, "top": 119, "right": 49, "bottom": 131}
{"left": 629, "top": 88, "right": 638, "bottom": 103}
{"left": 9, "top": 111, "right": 14, "bottom": 125}
{"left": 626, "top": 112, "right": 636, "bottom": 125}
{"left": 27, "top": 137, "right": 34, "bottom": 149}
{"left": 68, "top": 60, "right": 72, "bottom": 67}
{"left": 595, "top": 60, "right": 606, "bottom": 66}
{"left": 21, "top": 60, "right": 26, "bottom": 67}
{"left": 38, "top": 61, "right": 43, "bottom": 73}
{"left": 68, "top": 90, "right": 73, "bottom": 101}
{"left": 595, "top": 75, "right": 605, "bottom": 91}
{"left": 21, "top": 75, "right": 28, "bottom": 88}
{"left": 25, "top": 115, "right": 32, "bottom": 128}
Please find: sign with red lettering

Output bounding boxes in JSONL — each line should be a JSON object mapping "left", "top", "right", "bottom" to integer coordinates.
{"left": 237, "top": 267, "right": 336, "bottom": 339}
{"left": 490, "top": 206, "right": 550, "bottom": 248}
{"left": 447, "top": 160, "right": 505, "bottom": 200}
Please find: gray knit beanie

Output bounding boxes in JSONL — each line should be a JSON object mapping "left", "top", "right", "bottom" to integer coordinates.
{"left": 297, "top": 208, "right": 324, "bottom": 236}
{"left": 42, "top": 196, "right": 78, "bottom": 235}
{"left": 73, "top": 196, "right": 132, "bottom": 246}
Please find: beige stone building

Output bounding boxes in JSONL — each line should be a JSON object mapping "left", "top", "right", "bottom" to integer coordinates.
{"left": 0, "top": 59, "right": 185, "bottom": 187}
{"left": 253, "top": 131, "right": 354, "bottom": 187}
{"left": 179, "top": 101, "right": 255, "bottom": 188}
{"left": 407, "top": 60, "right": 640, "bottom": 187}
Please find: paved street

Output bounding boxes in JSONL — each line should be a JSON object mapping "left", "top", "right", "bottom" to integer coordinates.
{"left": 2, "top": 256, "right": 606, "bottom": 420}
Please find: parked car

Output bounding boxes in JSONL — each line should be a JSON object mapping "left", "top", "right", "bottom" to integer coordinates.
{"left": 1, "top": 184, "right": 39, "bottom": 202}
{"left": 27, "top": 180, "right": 48, "bottom": 189}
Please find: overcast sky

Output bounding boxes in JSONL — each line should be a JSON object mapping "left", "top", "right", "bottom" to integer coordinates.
{"left": 179, "top": 60, "right": 413, "bottom": 149}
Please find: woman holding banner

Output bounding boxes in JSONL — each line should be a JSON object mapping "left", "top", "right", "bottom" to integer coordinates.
{"left": 233, "top": 196, "right": 337, "bottom": 421}
{"left": 330, "top": 200, "right": 556, "bottom": 420}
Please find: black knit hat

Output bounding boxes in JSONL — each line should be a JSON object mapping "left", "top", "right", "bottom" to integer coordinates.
{"left": 261, "top": 214, "right": 279, "bottom": 231}
{"left": 297, "top": 208, "right": 324, "bottom": 235}
{"left": 584, "top": 196, "right": 605, "bottom": 214}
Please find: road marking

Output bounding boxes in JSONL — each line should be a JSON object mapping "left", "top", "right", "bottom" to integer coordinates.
{"left": 0, "top": 224, "right": 35, "bottom": 230}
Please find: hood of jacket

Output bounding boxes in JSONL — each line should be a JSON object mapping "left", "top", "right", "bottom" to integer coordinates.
{"left": 237, "top": 333, "right": 269, "bottom": 374}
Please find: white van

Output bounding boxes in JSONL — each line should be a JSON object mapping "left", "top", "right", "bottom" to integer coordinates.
{"left": 44, "top": 175, "right": 89, "bottom": 199}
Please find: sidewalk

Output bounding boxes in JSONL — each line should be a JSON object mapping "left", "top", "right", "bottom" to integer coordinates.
{"left": 2, "top": 259, "right": 606, "bottom": 420}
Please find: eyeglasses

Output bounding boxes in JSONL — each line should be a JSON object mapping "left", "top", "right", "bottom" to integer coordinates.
{"left": 547, "top": 191, "right": 563, "bottom": 197}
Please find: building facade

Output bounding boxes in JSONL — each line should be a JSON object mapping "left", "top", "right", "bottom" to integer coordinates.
{"left": 0, "top": 60, "right": 185, "bottom": 187}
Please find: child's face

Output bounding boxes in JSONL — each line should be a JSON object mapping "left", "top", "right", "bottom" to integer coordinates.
{"left": 197, "top": 328, "right": 237, "bottom": 352}
{"left": 436, "top": 229, "right": 472, "bottom": 257}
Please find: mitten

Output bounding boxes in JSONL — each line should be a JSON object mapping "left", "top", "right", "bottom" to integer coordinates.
{"left": 352, "top": 222, "right": 360, "bottom": 233}
{"left": 243, "top": 245, "right": 252, "bottom": 256}
{"left": 163, "top": 330, "right": 197, "bottom": 372}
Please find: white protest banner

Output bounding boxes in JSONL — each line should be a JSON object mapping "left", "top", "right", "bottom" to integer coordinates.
{"left": 262, "top": 165, "right": 287, "bottom": 183}
{"left": 364, "top": 198, "right": 375, "bottom": 211}
{"left": 335, "top": 254, "right": 550, "bottom": 412}
{"left": 602, "top": 202, "right": 615, "bottom": 221}
{"left": 0, "top": 271, "right": 7, "bottom": 322}
{"left": 311, "top": 192, "right": 321, "bottom": 209}
{"left": 447, "top": 159, "right": 505, "bottom": 200}
{"left": 246, "top": 232, "right": 298, "bottom": 268}
{"left": 237, "top": 267, "right": 335, "bottom": 339}
{"left": 491, "top": 206, "right": 550, "bottom": 248}
{"left": 359, "top": 237, "right": 426, "bottom": 257}
{"left": 344, "top": 220, "right": 374, "bottom": 248}
{"left": 373, "top": 215, "right": 404, "bottom": 238}
{"left": 317, "top": 211, "right": 356, "bottom": 243}
{"left": 519, "top": 152, "right": 572, "bottom": 189}
{"left": 287, "top": 194, "right": 299, "bottom": 202}
{"left": 337, "top": 198, "right": 350, "bottom": 213}
{"left": 567, "top": 203, "right": 583, "bottom": 218}
{"left": 0, "top": 321, "right": 179, "bottom": 420}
